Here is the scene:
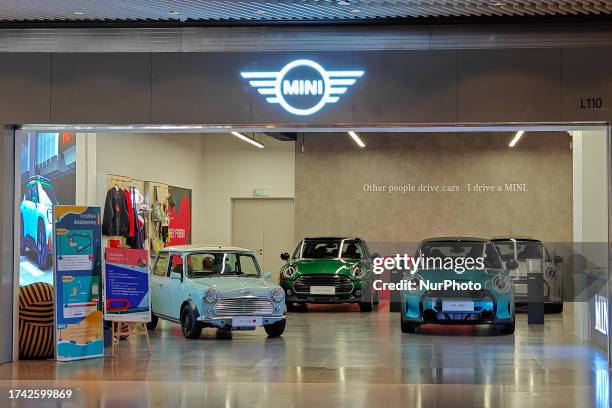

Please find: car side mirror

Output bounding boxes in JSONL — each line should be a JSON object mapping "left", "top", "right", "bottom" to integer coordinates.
{"left": 263, "top": 272, "right": 272, "bottom": 280}
{"left": 280, "top": 252, "right": 290, "bottom": 261}
{"left": 170, "top": 271, "right": 182, "bottom": 280}
{"left": 554, "top": 255, "right": 564, "bottom": 264}
{"left": 506, "top": 259, "right": 519, "bottom": 271}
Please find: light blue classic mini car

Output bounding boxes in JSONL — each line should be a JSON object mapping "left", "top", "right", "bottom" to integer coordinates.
{"left": 401, "top": 237, "right": 516, "bottom": 335}
{"left": 148, "top": 245, "right": 287, "bottom": 339}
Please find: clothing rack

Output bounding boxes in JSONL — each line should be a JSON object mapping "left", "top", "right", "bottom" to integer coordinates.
{"left": 104, "top": 174, "right": 145, "bottom": 248}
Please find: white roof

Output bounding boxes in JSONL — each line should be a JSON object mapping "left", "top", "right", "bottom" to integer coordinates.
{"left": 161, "top": 245, "right": 252, "bottom": 253}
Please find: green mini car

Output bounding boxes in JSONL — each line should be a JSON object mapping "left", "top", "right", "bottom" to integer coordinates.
{"left": 279, "top": 237, "right": 380, "bottom": 312}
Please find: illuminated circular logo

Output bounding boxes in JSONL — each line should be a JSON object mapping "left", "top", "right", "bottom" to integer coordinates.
{"left": 274, "top": 60, "right": 330, "bottom": 116}
{"left": 241, "top": 59, "right": 364, "bottom": 116}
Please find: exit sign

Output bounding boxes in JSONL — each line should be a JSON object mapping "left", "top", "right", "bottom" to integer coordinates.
{"left": 253, "top": 189, "right": 270, "bottom": 197}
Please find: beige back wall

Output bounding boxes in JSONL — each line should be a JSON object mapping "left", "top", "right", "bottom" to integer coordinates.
{"left": 295, "top": 132, "right": 572, "bottom": 249}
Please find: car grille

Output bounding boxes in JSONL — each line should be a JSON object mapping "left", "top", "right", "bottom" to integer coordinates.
{"left": 425, "top": 290, "right": 491, "bottom": 299}
{"left": 214, "top": 297, "right": 274, "bottom": 316}
{"left": 293, "top": 274, "right": 354, "bottom": 294}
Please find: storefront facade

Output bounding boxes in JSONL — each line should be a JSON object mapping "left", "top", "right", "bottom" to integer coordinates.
{"left": 1, "top": 23, "right": 612, "bottom": 364}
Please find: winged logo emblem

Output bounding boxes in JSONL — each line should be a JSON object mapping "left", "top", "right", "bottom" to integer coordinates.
{"left": 241, "top": 59, "right": 364, "bottom": 116}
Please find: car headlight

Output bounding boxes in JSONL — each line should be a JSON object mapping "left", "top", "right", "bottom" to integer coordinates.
{"left": 282, "top": 265, "right": 296, "bottom": 279}
{"left": 492, "top": 275, "right": 511, "bottom": 292}
{"left": 352, "top": 264, "right": 365, "bottom": 278}
{"left": 407, "top": 273, "right": 423, "bottom": 290}
{"left": 271, "top": 287, "right": 285, "bottom": 303}
{"left": 204, "top": 287, "right": 220, "bottom": 303}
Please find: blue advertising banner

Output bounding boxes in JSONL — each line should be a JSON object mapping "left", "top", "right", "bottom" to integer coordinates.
{"left": 53, "top": 206, "right": 104, "bottom": 361}
{"left": 104, "top": 247, "right": 151, "bottom": 322}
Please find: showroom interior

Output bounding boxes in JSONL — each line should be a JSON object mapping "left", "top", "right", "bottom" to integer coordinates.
{"left": 2, "top": 124, "right": 610, "bottom": 403}
{"left": 0, "top": 30, "right": 611, "bottom": 407}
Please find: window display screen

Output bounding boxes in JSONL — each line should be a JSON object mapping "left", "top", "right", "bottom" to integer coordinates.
{"left": 17, "top": 130, "right": 76, "bottom": 286}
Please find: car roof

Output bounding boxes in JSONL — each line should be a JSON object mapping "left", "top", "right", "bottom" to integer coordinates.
{"left": 491, "top": 236, "right": 542, "bottom": 242}
{"left": 161, "top": 245, "right": 252, "bottom": 253}
{"left": 420, "top": 237, "right": 490, "bottom": 243}
{"left": 303, "top": 237, "right": 362, "bottom": 241}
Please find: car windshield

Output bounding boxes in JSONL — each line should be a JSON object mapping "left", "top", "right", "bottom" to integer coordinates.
{"left": 494, "top": 240, "right": 549, "bottom": 261}
{"left": 40, "top": 183, "right": 59, "bottom": 205}
{"left": 184, "top": 252, "right": 261, "bottom": 278}
{"left": 300, "top": 239, "right": 342, "bottom": 259}
{"left": 417, "top": 241, "right": 502, "bottom": 269}
{"left": 298, "top": 239, "right": 364, "bottom": 259}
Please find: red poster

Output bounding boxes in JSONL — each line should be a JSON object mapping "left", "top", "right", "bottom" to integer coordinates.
{"left": 167, "top": 186, "right": 192, "bottom": 245}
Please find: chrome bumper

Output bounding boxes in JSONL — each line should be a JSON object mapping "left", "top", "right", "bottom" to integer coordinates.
{"left": 197, "top": 314, "right": 286, "bottom": 322}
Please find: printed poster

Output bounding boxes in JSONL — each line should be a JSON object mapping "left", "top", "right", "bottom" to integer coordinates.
{"left": 167, "top": 186, "right": 192, "bottom": 245}
{"left": 53, "top": 206, "right": 104, "bottom": 361}
{"left": 104, "top": 247, "right": 151, "bottom": 322}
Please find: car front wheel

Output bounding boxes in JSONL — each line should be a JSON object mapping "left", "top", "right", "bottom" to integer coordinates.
{"left": 37, "top": 221, "right": 49, "bottom": 269}
{"left": 359, "top": 299, "right": 374, "bottom": 312}
{"left": 496, "top": 318, "right": 515, "bottom": 335}
{"left": 146, "top": 314, "right": 159, "bottom": 331}
{"left": 180, "top": 305, "right": 202, "bottom": 339}
{"left": 19, "top": 217, "right": 26, "bottom": 255}
{"left": 546, "top": 303, "right": 564, "bottom": 314}
{"left": 264, "top": 319, "right": 286, "bottom": 337}
{"left": 401, "top": 317, "right": 419, "bottom": 333}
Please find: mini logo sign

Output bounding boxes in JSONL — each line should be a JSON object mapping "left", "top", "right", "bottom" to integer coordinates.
{"left": 241, "top": 59, "right": 364, "bottom": 116}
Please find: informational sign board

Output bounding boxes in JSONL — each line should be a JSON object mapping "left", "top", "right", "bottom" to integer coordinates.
{"left": 104, "top": 247, "right": 151, "bottom": 322}
{"left": 53, "top": 205, "right": 104, "bottom": 361}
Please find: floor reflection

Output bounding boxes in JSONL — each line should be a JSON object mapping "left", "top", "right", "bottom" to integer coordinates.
{"left": 0, "top": 301, "right": 608, "bottom": 407}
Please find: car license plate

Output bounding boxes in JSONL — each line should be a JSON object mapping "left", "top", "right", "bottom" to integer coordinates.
{"left": 514, "top": 284, "right": 528, "bottom": 295}
{"left": 509, "top": 270, "right": 527, "bottom": 278}
{"left": 442, "top": 301, "right": 474, "bottom": 312}
{"left": 310, "top": 286, "right": 335, "bottom": 295}
{"left": 232, "top": 316, "right": 262, "bottom": 328}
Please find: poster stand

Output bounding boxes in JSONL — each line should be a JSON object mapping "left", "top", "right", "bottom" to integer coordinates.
{"left": 110, "top": 321, "right": 151, "bottom": 357}
{"left": 103, "top": 246, "right": 153, "bottom": 358}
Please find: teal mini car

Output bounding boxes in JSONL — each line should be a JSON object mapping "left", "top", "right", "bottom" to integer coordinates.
{"left": 401, "top": 237, "right": 516, "bottom": 335}
{"left": 279, "top": 237, "right": 380, "bottom": 312}
{"left": 148, "top": 246, "right": 287, "bottom": 339}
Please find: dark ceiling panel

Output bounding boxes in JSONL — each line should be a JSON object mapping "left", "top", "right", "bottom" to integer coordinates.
{"left": 0, "top": 1, "right": 609, "bottom": 23}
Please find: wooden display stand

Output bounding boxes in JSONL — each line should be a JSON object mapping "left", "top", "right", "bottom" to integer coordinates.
{"left": 111, "top": 321, "right": 152, "bottom": 357}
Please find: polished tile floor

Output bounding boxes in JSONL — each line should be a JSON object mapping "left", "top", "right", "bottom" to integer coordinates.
{"left": 0, "top": 302, "right": 609, "bottom": 407}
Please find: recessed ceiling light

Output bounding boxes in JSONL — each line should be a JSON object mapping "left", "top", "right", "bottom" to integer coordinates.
{"left": 337, "top": 1, "right": 351, "bottom": 5}
{"left": 255, "top": 9, "right": 266, "bottom": 15}
{"left": 73, "top": 11, "right": 85, "bottom": 15}
{"left": 168, "top": 10, "right": 180, "bottom": 17}
{"left": 350, "top": 8, "right": 360, "bottom": 13}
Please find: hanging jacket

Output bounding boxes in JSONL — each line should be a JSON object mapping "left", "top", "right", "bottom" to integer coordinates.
{"left": 102, "top": 188, "right": 130, "bottom": 236}
{"left": 124, "top": 188, "right": 135, "bottom": 237}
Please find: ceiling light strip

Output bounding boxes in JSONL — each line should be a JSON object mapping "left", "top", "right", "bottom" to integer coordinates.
{"left": 508, "top": 130, "right": 525, "bottom": 147}
{"left": 231, "top": 131, "right": 264, "bottom": 148}
{"left": 348, "top": 131, "right": 366, "bottom": 147}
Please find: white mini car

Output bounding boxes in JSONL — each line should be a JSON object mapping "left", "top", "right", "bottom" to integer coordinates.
{"left": 492, "top": 237, "right": 564, "bottom": 313}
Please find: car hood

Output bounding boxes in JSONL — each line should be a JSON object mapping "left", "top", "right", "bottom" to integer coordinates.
{"left": 412, "top": 268, "right": 503, "bottom": 283}
{"left": 189, "top": 276, "right": 274, "bottom": 296}
{"left": 293, "top": 259, "right": 358, "bottom": 275}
